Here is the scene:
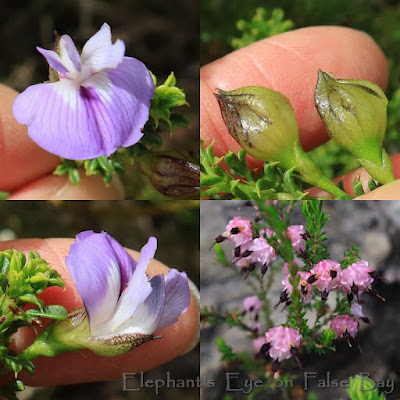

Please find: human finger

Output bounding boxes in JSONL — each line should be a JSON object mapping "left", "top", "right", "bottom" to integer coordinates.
{"left": 8, "top": 173, "right": 125, "bottom": 200}
{"left": 0, "top": 238, "right": 199, "bottom": 386}
{"left": 201, "top": 26, "right": 388, "bottom": 169}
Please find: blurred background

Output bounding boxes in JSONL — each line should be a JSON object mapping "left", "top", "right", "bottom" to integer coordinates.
{"left": 201, "top": 201, "right": 400, "bottom": 400}
{"left": 0, "top": 200, "right": 199, "bottom": 400}
{"left": 1, "top": 0, "right": 199, "bottom": 199}
{"left": 201, "top": 0, "right": 400, "bottom": 180}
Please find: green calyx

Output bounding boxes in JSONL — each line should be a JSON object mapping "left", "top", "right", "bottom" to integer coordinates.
{"left": 20, "top": 306, "right": 162, "bottom": 360}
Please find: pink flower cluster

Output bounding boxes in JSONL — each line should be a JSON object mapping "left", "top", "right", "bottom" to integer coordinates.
{"left": 214, "top": 219, "right": 307, "bottom": 281}
{"left": 255, "top": 326, "right": 302, "bottom": 381}
{"left": 276, "top": 259, "right": 380, "bottom": 310}
{"left": 330, "top": 314, "right": 363, "bottom": 352}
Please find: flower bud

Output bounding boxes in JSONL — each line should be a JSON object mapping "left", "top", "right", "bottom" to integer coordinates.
{"left": 315, "top": 70, "right": 395, "bottom": 184}
{"left": 215, "top": 86, "right": 352, "bottom": 199}
{"left": 136, "top": 151, "right": 200, "bottom": 199}
{"left": 215, "top": 86, "right": 299, "bottom": 168}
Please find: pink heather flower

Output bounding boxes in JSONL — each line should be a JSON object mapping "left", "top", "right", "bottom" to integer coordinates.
{"left": 282, "top": 271, "right": 313, "bottom": 304}
{"left": 226, "top": 217, "right": 253, "bottom": 247}
{"left": 248, "top": 237, "right": 276, "bottom": 266}
{"left": 13, "top": 23, "right": 154, "bottom": 160}
{"left": 253, "top": 336, "right": 267, "bottom": 352}
{"left": 243, "top": 295, "right": 263, "bottom": 314}
{"left": 330, "top": 315, "right": 358, "bottom": 339}
{"left": 287, "top": 225, "right": 305, "bottom": 253}
{"left": 339, "top": 260, "right": 374, "bottom": 294}
{"left": 265, "top": 326, "right": 301, "bottom": 362}
{"left": 310, "top": 259, "right": 342, "bottom": 299}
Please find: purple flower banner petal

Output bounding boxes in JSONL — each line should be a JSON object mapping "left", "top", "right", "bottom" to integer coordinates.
{"left": 155, "top": 269, "right": 190, "bottom": 331}
{"left": 66, "top": 231, "right": 138, "bottom": 330}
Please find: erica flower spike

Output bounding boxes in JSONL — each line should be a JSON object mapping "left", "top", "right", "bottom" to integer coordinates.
{"left": 13, "top": 23, "right": 154, "bottom": 160}
{"left": 20, "top": 231, "right": 190, "bottom": 359}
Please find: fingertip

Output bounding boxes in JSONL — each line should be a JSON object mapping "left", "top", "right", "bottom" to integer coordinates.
{"left": 8, "top": 172, "right": 125, "bottom": 200}
{"left": 0, "top": 238, "right": 198, "bottom": 386}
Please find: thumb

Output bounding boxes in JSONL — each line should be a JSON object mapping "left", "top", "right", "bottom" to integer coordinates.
{"left": 0, "top": 238, "right": 199, "bottom": 386}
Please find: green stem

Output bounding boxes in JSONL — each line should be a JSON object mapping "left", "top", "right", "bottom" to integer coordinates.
{"left": 290, "top": 140, "right": 352, "bottom": 199}
{"left": 358, "top": 148, "right": 396, "bottom": 185}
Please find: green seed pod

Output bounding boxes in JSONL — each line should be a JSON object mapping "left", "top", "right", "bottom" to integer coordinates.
{"left": 215, "top": 86, "right": 299, "bottom": 169}
{"left": 315, "top": 70, "right": 395, "bottom": 185}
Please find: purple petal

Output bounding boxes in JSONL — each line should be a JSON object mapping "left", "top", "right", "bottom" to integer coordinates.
{"left": 59, "top": 34, "right": 82, "bottom": 73}
{"left": 13, "top": 57, "right": 154, "bottom": 159}
{"left": 155, "top": 269, "right": 190, "bottom": 331}
{"left": 66, "top": 231, "right": 119, "bottom": 329}
{"left": 81, "top": 22, "right": 125, "bottom": 73}
{"left": 104, "top": 234, "right": 137, "bottom": 291}
{"left": 106, "top": 237, "right": 157, "bottom": 333}
{"left": 117, "top": 274, "right": 166, "bottom": 335}
{"left": 37, "top": 47, "right": 68, "bottom": 73}
{"left": 65, "top": 231, "right": 138, "bottom": 332}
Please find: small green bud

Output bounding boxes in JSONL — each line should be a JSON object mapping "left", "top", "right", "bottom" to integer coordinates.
{"left": 315, "top": 70, "right": 387, "bottom": 162}
{"left": 214, "top": 86, "right": 299, "bottom": 168}
{"left": 315, "top": 70, "right": 395, "bottom": 185}
{"left": 215, "top": 86, "right": 352, "bottom": 199}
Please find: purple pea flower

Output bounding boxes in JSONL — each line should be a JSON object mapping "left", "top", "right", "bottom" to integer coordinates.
{"left": 61, "top": 231, "right": 190, "bottom": 356}
{"left": 13, "top": 23, "right": 154, "bottom": 160}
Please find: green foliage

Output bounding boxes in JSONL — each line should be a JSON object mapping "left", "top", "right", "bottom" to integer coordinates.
{"left": 300, "top": 201, "right": 330, "bottom": 268}
{"left": 232, "top": 8, "right": 294, "bottom": 50}
{"left": 341, "top": 246, "right": 361, "bottom": 268}
{"left": 216, "top": 337, "right": 237, "bottom": 362}
{"left": 347, "top": 375, "right": 386, "bottom": 400}
{"left": 0, "top": 250, "right": 66, "bottom": 380}
{"left": 54, "top": 72, "right": 189, "bottom": 190}
{"left": 201, "top": 142, "right": 310, "bottom": 199}
{"left": 213, "top": 243, "right": 229, "bottom": 266}
{"left": 149, "top": 72, "right": 189, "bottom": 131}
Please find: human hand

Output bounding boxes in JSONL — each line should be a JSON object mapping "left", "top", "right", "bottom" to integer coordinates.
{"left": 0, "top": 84, "right": 124, "bottom": 200}
{"left": 0, "top": 238, "right": 199, "bottom": 386}
{"left": 200, "top": 26, "right": 400, "bottom": 199}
